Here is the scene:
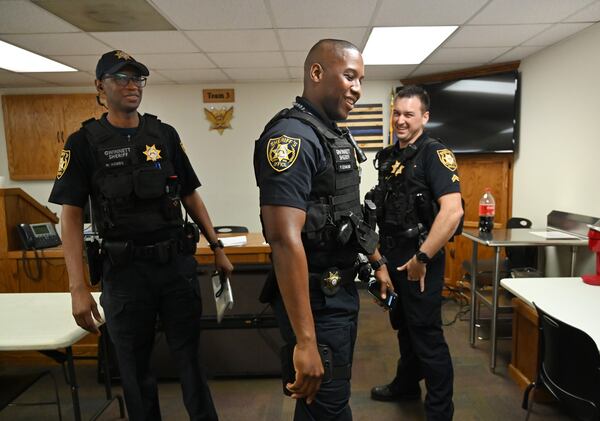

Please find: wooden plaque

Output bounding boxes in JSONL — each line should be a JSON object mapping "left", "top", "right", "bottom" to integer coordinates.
{"left": 203, "top": 89, "right": 235, "bottom": 103}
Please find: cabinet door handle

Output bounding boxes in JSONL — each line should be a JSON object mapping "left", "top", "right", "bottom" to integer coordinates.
{"left": 60, "top": 131, "right": 65, "bottom": 143}
{"left": 57, "top": 131, "right": 61, "bottom": 143}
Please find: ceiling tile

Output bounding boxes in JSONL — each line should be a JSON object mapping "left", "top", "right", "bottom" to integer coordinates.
{"left": 157, "top": 68, "right": 230, "bottom": 83}
{"left": 490, "top": 46, "right": 545, "bottom": 62}
{"left": 284, "top": 52, "right": 307, "bottom": 67}
{"left": 208, "top": 52, "right": 285, "bottom": 68}
{"left": 186, "top": 29, "right": 279, "bottom": 52}
{"left": 31, "top": 0, "right": 174, "bottom": 32}
{"left": 0, "top": 33, "right": 109, "bottom": 56}
{"left": 365, "top": 65, "right": 417, "bottom": 80}
{"left": 151, "top": 0, "right": 271, "bottom": 30}
{"left": 278, "top": 28, "right": 368, "bottom": 51}
{"left": 23, "top": 71, "right": 95, "bottom": 86}
{"left": 470, "top": 0, "right": 593, "bottom": 24}
{"left": 288, "top": 67, "right": 304, "bottom": 79}
{"left": 407, "top": 63, "right": 480, "bottom": 78}
{"left": 90, "top": 31, "right": 198, "bottom": 54}
{"left": 444, "top": 24, "right": 550, "bottom": 47}
{"left": 49, "top": 55, "right": 98, "bottom": 72}
{"left": 0, "top": 69, "right": 54, "bottom": 87}
{"left": 374, "top": 0, "right": 488, "bottom": 26}
{"left": 133, "top": 53, "right": 214, "bottom": 70}
{"left": 270, "top": 0, "right": 378, "bottom": 28}
{"left": 523, "top": 22, "right": 594, "bottom": 46}
{"left": 424, "top": 47, "right": 511, "bottom": 64}
{"left": 223, "top": 67, "right": 289, "bottom": 81}
{"left": 565, "top": 1, "right": 600, "bottom": 22}
{"left": 145, "top": 70, "right": 175, "bottom": 85}
{"left": 0, "top": 0, "right": 79, "bottom": 33}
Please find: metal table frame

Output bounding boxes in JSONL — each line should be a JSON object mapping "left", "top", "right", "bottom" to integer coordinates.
{"left": 462, "top": 228, "right": 587, "bottom": 371}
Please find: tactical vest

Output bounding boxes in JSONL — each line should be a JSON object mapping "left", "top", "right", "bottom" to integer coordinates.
{"left": 84, "top": 114, "right": 184, "bottom": 240}
{"left": 260, "top": 106, "right": 377, "bottom": 270}
{"left": 372, "top": 137, "right": 437, "bottom": 237}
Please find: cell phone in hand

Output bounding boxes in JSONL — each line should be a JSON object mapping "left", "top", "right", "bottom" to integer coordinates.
{"left": 367, "top": 279, "right": 398, "bottom": 310}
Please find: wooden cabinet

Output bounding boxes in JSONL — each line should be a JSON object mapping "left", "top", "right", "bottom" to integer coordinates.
{"left": 444, "top": 154, "right": 513, "bottom": 286}
{"left": 2, "top": 94, "right": 104, "bottom": 180}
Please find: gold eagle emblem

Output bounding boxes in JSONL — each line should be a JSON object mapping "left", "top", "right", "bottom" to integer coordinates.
{"left": 204, "top": 106, "right": 234, "bottom": 135}
{"left": 56, "top": 149, "right": 70, "bottom": 179}
{"left": 437, "top": 149, "right": 457, "bottom": 171}
{"left": 143, "top": 144, "right": 162, "bottom": 162}
{"left": 267, "top": 135, "right": 301, "bottom": 172}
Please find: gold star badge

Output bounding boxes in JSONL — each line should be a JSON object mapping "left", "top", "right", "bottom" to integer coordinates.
{"left": 324, "top": 271, "right": 341, "bottom": 287}
{"left": 391, "top": 160, "right": 404, "bottom": 176}
{"left": 114, "top": 50, "right": 132, "bottom": 61}
{"left": 143, "top": 144, "right": 162, "bottom": 161}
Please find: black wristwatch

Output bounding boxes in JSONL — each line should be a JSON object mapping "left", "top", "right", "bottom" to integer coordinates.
{"left": 209, "top": 239, "right": 224, "bottom": 252}
{"left": 416, "top": 250, "right": 430, "bottom": 264}
{"left": 371, "top": 256, "right": 388, "bottom": 271}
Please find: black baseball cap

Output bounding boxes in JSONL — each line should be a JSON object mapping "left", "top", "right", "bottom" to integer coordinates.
{"left": 95, "top": 50, "right": 149, "bottom": 79}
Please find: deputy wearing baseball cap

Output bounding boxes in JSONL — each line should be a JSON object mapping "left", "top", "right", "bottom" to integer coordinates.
{"left": 49, "top": 50, "right": 232, "bottom": 421}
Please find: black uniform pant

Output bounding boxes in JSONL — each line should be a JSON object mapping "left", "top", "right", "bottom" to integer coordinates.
{"left": 383, "top": 245, "right": 454, "bottom": 421}
{"left": 272, "top": 277, "right": 359, "bottom": 421}
{"left": 100, "top": 254, "right": 218, "bottom": 421}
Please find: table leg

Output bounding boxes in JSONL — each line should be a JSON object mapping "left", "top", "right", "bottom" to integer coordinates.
{"left": 490, "top": 246, "right": 501, "bottom": 371}
{"left": 65, "top": 346, "right": 82, "bottom": 421}
{"left": 469, "top": 241, "right": 478, "bottom": 346}
{"left": 570, "top": 246, "right": 578, "bottom": 277}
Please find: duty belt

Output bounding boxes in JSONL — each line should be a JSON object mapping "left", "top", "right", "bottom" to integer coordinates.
{"left": 381, "top": 229, "right": 420, "bottom": 250}
{"left": 310, "top": 266, "right": 357, "bottom": 297}
{"left": 103, "top": 238, "right": 181, "bottom": 266}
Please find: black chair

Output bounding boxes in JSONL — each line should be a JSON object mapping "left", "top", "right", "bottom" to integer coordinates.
{"left": 214, "top": 226, "right": 249, "bottom": 234}
{"left": 462, "top": 217, "right": 538, "bottom": 284}
{"left": 522, "top": 304, "right": 600, "bottom": 420}
{"left": 0, "top": 370, "right": 62, "bottom": 419}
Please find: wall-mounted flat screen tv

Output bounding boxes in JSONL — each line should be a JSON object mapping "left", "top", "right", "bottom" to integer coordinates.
{"left": 415, "top": 70, "right": 520, "bottom": 154}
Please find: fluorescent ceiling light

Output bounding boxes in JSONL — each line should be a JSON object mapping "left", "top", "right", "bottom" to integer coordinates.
{"left": 0, "top": 40, "right": 77, "bottom": 72}
{"left": 363, "top": 26, "right": 457, "bottom": 65}
{"left": 444, "top": 79, "right": 516, "bottom": 96}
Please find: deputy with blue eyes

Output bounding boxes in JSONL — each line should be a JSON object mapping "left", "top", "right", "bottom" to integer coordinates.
{"left": 49, "top": 50, "right": 232, "bottom": 421}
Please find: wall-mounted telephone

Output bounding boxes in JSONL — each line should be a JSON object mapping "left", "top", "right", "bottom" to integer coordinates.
{"left": 17, "top": 222, "right": 62, "bottom": 250}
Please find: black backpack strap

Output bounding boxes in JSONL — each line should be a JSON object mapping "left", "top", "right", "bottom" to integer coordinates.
{"left": 285, "top": 108, "right": 339, "bottom": 143}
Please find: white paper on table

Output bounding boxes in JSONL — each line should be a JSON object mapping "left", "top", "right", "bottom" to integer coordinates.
{"left": 211, "top": 272, "right": 234, "bottom": 323}
{"left": 219, "top": 235, "right": 247, "bottom": 247}
{"left": 529, "top": 230, "right": 579, "bottom": 239}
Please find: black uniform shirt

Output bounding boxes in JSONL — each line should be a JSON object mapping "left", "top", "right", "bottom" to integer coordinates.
{"left": 254, "top": 97, "right": 329, "bottom": 211}
{"left": 49, "top": 114, "right": 201, "bottom": 208}
{"left": 397, "top": 132, "right": 461, "bottom": 200}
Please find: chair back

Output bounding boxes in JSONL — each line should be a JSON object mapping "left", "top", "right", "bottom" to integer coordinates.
{"left": 214, "top": 225, "right": 249, "bottom": 234}
{"left": 506, "top": 217, "right": 538, "bottom": 270}
{"left": 534, "top": 303, "right": 600, "bottom": 420}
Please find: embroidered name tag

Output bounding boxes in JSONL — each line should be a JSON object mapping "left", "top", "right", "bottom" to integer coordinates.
{"left": 100, "top": 147, "right": 131, "bottom": 168}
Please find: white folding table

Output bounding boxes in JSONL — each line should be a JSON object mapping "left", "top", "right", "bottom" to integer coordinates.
{"left": 0, "top": 292, "right": 124, "bottom": 421}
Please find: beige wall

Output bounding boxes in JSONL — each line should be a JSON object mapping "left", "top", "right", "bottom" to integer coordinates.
{"left": 516, "top": 21, "right": 600, "bottom": 275}
{"left": 0, "top": 80, "right": 394, "bottom": 232}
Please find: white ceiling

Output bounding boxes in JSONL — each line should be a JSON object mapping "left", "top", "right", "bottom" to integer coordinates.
{"left": 0, "top": 0, "right": 599, "bottom": 88}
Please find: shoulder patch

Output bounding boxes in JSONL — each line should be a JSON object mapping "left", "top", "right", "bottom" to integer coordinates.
{"left": 56, "top": 149, "right": 71, "bottom": 179}
{"left": 267, "top": 135, "right": 301, "bottom": 172}
{"left": 437, "top": 149, "right": 457, "bottom": 171}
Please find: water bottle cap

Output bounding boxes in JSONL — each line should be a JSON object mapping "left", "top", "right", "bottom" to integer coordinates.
{"left": 484, "top": 187, "right": 491, "bottom": 192}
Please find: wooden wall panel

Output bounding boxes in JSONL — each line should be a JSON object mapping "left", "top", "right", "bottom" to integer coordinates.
{"left": 444, "top": 154, "right": 513, "bottom": 286}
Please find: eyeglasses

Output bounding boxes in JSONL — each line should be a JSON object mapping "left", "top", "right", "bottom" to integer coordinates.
{"left": 103, "top": 73, "right": 147, "bottom": 87}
